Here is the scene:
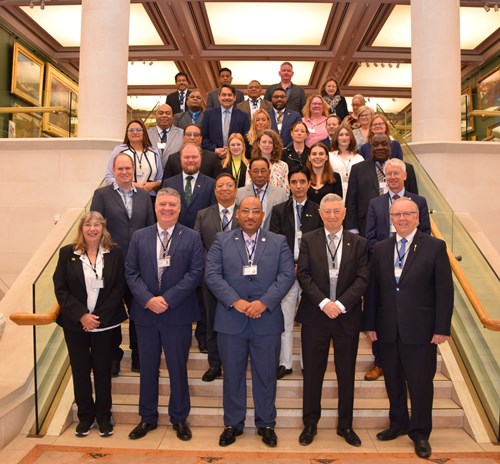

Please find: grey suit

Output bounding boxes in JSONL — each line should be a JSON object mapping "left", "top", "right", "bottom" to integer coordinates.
{"left": 173, "top": 111, "right": 204, "bottom": 130}
{"left": 236, "top": 183, "right": 289, "bottom": 231}
{"left": 236, "top": 98, "right": 273, "bottom": 119}
{"left": 147, "top": 125, "right": 184, "bottom": 167}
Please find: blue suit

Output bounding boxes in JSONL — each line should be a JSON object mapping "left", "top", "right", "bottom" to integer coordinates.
{"left": 125, "top": 223, "right": 204, "bottom": 426}
{"left": 205, "top": 229, "right": 295, "bottom": 430}
{"left": 163, "top": 173, "right": 217, "bottom": 229}
{"left": 268, "top": 108, "right": 302, "bottom": 148}
{"left": 201, "top": 106, "right": 250, "bottom": 151}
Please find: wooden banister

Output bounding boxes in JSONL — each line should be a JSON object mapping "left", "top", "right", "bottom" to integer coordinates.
{"left": 431, "top": 218, "right": 500, "bottom": 331}
{"left": 10, "top": 302, "right": 60, "bottom": 326}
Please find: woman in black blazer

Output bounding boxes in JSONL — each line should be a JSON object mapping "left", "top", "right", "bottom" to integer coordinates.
{"left": 306, "top": 142, "right": 343, "bottom": 204}
{"left": 221, "top": 133, "right": 249, "bottom": 188}
{"left": 53, "top": 211, "right": 126, "bottom": 438}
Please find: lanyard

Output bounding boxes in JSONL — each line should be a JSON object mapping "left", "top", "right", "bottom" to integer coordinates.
{"left": 85, "top": 248, "right": 101, "bottom": 279}
{"left": 231, "top": 159, "right": 242, "bottom": 185}
{"left": 243, "top": 230, "right": 259, "bottom": 263}
{"left": 395, "top": 241, "right": 410, "bottom": 267}
{"left": 221, "top": 210, "right": 234, "bottom": 231}
{"left": 253, "top": 183, "right": 268, "bottom": 202}
{"left": 157, "top": 230, "right": 173, "bottom": 258}
{"left": 326, "top": 235, "right": 342, "bottom": 269}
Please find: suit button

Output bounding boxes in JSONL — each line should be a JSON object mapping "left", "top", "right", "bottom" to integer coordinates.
{"left": 396, "top": 288, "right": 400, "bottom": 292}
{"left": 248, "top": 278, "right": 252, "bottom": 281}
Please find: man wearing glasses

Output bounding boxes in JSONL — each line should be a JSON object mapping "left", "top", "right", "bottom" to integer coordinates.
{"left": 364, "top": 197, "right": 453, "bottom": 459}
{"left": 236, "top": 157, "right": 288, "bottom": 230}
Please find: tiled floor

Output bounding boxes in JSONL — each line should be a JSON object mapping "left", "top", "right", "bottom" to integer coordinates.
{"left": 1, "top": 426, "right": 499, "bottom": 463}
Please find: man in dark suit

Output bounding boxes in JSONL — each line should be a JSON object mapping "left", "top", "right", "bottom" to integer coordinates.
{"left": 345, "top": 133, "right": 418, "bottom": 237}
{"left": 90, "top": 154, "right": 155, "bottom": 375}
{"left": 195, "top": 173, "right": 240, "bottom": 382}
{"left": 364, "top": 197, "right": 453, "bottom": 459}
{"left": 166, "top": 72, "right": 191, "bottom": 115}
{"left": 268, "top": 87, "right": 302, "bottom": 148}
{"left": 363, "top": 157, "right": 431, "bottom": 382}
{"left": 125, "top": 188, "right": 204, "bottom": 441}
{"left": 173, "top": 89, "right": 205, "bottom": 130}
{"left": 296, "top": 193, "right": 369, "bottom": 447}
{"left": 264, "top": 62, "right": 306, "bottom": 114}
{"left": 205, "top": 196, "right": 295, "bottom": 448}
{"left": 206, "top": 67, "right": 245, "bottom": 109}
{"left": 319, "top": 114, "right": 342, "bottom": 150}
{"left": 270, "top": 165, "right": 323, "bottom": 379}
{"left": 202, "top": 84, "right": 250, "bottom": 160}
{"left": 237, "top": 80, "right": 273, "bottom": 120}
{"left": 163, "top": 124, "right": 222, "bottom": 180}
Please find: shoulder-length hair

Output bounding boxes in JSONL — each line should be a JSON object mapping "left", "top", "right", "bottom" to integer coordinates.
{"left": 246, "top": 109, "right": 271, "bottom": 146}
{"left": 319, "top": 77, "right": 342, "bottom": 97}
{"left": 123, "top": 119, "right": 152, "bottom": 152}
{"left": 223, "top": 132, "right": 250, "bottom": 169}
{"left": 306, "top": 142, "right": 336, "bottom": 185}
{"left": 302, "top": 94, "right": 329, "bottom": 119}
{"left": 368, "top": 113, "right": 392, "bottom": 140}
{"left": 330, "top": 122, "right": 357, "bottom": 153}
{"left": 73, "top": 211, "right": 115, "bottom": 254}
{"left": 251, "top": 129, "right": 283, "bottom": 164}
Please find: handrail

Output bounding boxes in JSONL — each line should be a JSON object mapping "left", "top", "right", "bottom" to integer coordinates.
{"left": 10, "top": 302, "right": 60, "bottom": 326}
{"left": 430, "top": 217, "right": 500, "bottom": 331}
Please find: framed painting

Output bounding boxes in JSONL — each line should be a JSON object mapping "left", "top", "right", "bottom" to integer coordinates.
{"left": 11, "top": 42, "right": 44, "bottom": 106}
{"left": 477, "top": 66, "right": 499, "bottom": 112}
{"left": 12, "top": 104, "right": 43, "bottom": 138}
{"left": 42, "top": 64, "right": 78, "bottom": 137}
{"left": 460, "top": 86, "right": 474, "bottom": 134}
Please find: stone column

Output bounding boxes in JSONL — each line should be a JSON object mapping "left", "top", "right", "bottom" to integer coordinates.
{"left": 78, "top": 0, "right": 129, "bottom": 138}
{"left": 411, "top": 0, "right": 461, "bottom": 142}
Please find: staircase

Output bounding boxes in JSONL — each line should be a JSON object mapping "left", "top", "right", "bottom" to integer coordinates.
{"left": 73, "top": 323, "right": 464, "bottom": 430}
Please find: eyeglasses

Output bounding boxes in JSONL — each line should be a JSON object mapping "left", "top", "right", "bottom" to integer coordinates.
{"left": 240, "top": 208, "right": 262, "bottom": 215}
{"left": 390, "top": 211, "right": 417, "bottom": 218}
{"left": 250, "top": 169, "right": 269, "bottom": 175}
{"left": 185, "top": 132, "right": 201, "bottom": 137}
{"left": 359, "top": 114, "right": 370, "bottom": 119}
{"left": 127, "top": 128, "right": 143, "bottom": 133}
{"left": 216, "top": 183, "right": 235, "bottom": 190}
{"left": 371, "top": 123, "right": 386, "bottom": 127}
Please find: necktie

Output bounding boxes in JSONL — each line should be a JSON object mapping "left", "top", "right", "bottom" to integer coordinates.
{"left": 223, "top": 109, "right": 230, "bottom": 147}
{"left": 376, "top": 162, "right": 385, "bottom": 195}
{"left": 296, "top": 204, "right": 303, "bottom": 230}
{"left": 255, "top": 187, "right": 262, "bottom": 200}
{"left": 277, "top": 110, "right": 284, "bottom": 124}
{"left": 395, "top": 237, "right": 408, "bottom": 283}
{"left": 158, "top": 230, "right": 169, "bottom": 288}
{"left": 179, "top": 91, "right": 185, "bottom": 106}
{"left": 393, "top": 193, "right": 400, "bottom": 200}
{"left": 222, "top": 208, "right": 230, "bottom": 231}
{"left": 185, "top": 175, "right": 193, "bottom": 204}
{"left": 328, "top": 234, "right": 339, "bottom": 269}
{"left": 161, "top": 129, "right": 167, "bottom": 143}
{"left": 251, "top": 99, "right": 258, "bottom": 109}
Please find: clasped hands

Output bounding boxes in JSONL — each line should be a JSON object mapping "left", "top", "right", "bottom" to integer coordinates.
{"left": 233, "top": 299, "right": 266, "bottom": 318}
{"left": 146, "top": 296, "right": 169, "bottom": 314}
{"left": 322, "top": 300, "right": 343, "bottom": 319}
{"left": 80, "top": 313, "right": 100, "bottom": 331}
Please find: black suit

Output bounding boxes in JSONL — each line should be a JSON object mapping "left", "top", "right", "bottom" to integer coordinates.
{"left": 166, "top": 90, "right": 191, "bottom": 115}
{"left": 344, "top": 159, "right": 418, "bottom": 236}
{"left": 364, "top": 231, "right": 453, "bottom": 441}
{"left": 281, "top": 145, "right": 310, "bottom": 171}
{"left": 296, "top": 229, "right": 369, "bottom": 429}
{"left": 162, "top": 149, "right": 222, "bottom": 180}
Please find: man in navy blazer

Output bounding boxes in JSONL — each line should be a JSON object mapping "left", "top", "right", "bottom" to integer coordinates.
{"left": 345, "top": 133, "right": 418, "bottom": 237}
{"left": 201, "top": 84, "right": 250, "bottom": 160}
{"left": 125, "top": 187, "right": 204, "bottom": 442}
{"left": 364, "top": 197, "right": 453, "bottom": 459}
{"left": 165, "top": 72, "right": 191, "bottom": 115}
{"left": 268, "top": 87, "right": 302, "bottom": 148}
{"left": 205, "top": 196, "right": 295, "bottom": 448}
{"left": 90, "top": 154, "right": 155, "bottom": 375}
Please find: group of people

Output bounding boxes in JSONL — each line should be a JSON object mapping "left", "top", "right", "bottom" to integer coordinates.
{"left": 52, "top": 62, "right": 453, "bottom": 460}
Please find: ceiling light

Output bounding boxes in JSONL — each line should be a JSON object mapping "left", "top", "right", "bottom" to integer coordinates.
{"left": 396, "top": 62, "right": 400, "bottom": 68}
{"left": 41, "top": 0, "right": 45, "bottom": 10}
{"left": 388, "top": 63, "right": 393, "bottom": 68}
{"left": 484, "top": 2, "right": 490, "bottom": 11}
{"left": 366, "top": 62, "right": 370, "bottom": 68}
{"left": 29, "top": 0, "right": 33, "bottom": 7}
{"left": 149, "top": 61, "right": 153, "bottom": 66}
{"left": 374, "top": 62, "right": 379, "bottom": 67}
{"left": 495, "top": 3, "right": 499, "bottom": 11}
{"left": 381, "top": 62, "right": 385, "bottom": 68}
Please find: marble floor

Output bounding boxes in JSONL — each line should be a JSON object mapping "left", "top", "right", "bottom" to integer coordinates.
{"left": 1, "top": 425, "right": 499, "bottom": 464}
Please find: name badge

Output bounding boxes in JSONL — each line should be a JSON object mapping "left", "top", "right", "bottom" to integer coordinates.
{"left": 243, "top": 265, "right": 258, "bottom": 276}
{"left": 158, "top": 256, "right": 171, "bottom": 268}
{"left": 136, "top": 167, "right": 145, "bottom": 177}
{"left": 91, "top": 278, "right": 104, "bottom": 289}
{"left": 329, "top": 269, "right": 339, "bottom": 279}
{"left": 379, "top": 181, "right": 388, "bottom": 194}
{"left": 296, "top": 231, "right": 302, "bottom": 239}
{"left": 394, "top": 267, "right": 403, "bottom": 279}
{"left": 309, "top": 126, "right": 316, "bottom": 134}
{"left": 157, "top": 142, "right": 166, "bottom": 150}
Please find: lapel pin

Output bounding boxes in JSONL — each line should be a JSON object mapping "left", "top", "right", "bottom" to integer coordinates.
{"left": 235, "top": 236, "right": 239, "bottom": 240}
{"left": 262, "top": 237, "right": 266, "bottom": 242}
{"left": 414, "top": 244, "right": 417, "bottom": 251}
{"left": 347, "top": 242, "right": 351, "bottom": 246}
{"left": 71, "top": 257, "right": 76, "bottom": 261}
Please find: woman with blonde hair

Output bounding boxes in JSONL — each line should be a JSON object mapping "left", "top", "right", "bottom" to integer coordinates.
{"left": 222, "top": 132, "right": 249, "bottom": 187}
{"left": 358, "top": 113, "right": 403, "bottom": 160}
{"left": 306, "top": 142, "right": 342, "bottom": 204}
{"left": 302, "top": 94, "right": 330, "bottom": 147}
{"left": 352, "top": 105, "right": 374, "bottom": 152}
{"left": 246, "top": 108, "right": 271, "bottom": 156}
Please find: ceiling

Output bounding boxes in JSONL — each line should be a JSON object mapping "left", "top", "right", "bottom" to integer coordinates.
{"left": 0, "top": 0, "right": 498, "bottom": 114}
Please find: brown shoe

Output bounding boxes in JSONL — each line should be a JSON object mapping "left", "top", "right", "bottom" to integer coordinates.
{"left": 364, "top": 365, "right": 383, "bottom": 381}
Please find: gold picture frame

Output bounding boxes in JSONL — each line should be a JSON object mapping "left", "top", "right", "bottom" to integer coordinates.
{"left": 12, "top": 104, "right": 42, "bottom": 138}
{"left": 43, "top": 64, "right": 78, "bottom": 137}
{"left": 477, "top": 66, "right": 499, "bottom": 112}
{"left": 461, "top": 86, "right": 474, "bottom": 134}
{"left": 11, "top": 42, "right": 44, "bottom": 106}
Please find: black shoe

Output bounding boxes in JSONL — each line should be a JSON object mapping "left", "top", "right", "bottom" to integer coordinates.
{"left": 219, "top": 426, "right": 243, "bottom": 447}
{"left": 337, "top": 428, "right": 361, "bottom": 447}
{"left": 98, "top": 421, "right": 113, "bottom": 437}
{"left": 376, "top": 427, "right": 408, "bottom": 441}
{"left": 173, "top": 421, "right": 192, "bottom": 441}
{"left": 111, "top": 359, "right": 120, "bottom": 377}
{"left": 75, "top": 421, "right": 94, "bottom": 437}
{"left": 198, "top": 342, "right": 208, "bottom": 353}
{"left": 128, "top": 422, "right": 157, "bottom": 440}
{"left": 277, "top": 365, "right": 292, "bottom": 379}
{"left": 414, "top": 439, "right": 432, "bottom": 458}
{"left": 258, "top": 426, "right": 278, "bottom": 447}
{"left": 298, "top": 425, "right": 317, "bottom": 446}
{"left": 131, "top": 358, "right": 140, "bottom": 373}
{"left": 202, "top": 367, "right": 222, "bottom": 382}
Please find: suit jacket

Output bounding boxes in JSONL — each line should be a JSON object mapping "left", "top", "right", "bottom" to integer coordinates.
{"left": 206, "top": 88, "right": 245, "bottom": 109}
{"left": 147, "top": 125, "right": 184, "bottom": 167}
{"left": 125, "top": 223, "right": 204, "bottom": 326}
{"left": 364, "top": 230, "right": 453, "bottom": 344}
{"left": 236, "top": 98, "right": 273, "bottom": 119}
{"left": 296, "top": 229, "right": 369, "bottom": 335}
{"left": 268, "top": 108, "right": 302, "bottom": 148}
{"left": 163, "top": 172, "right": 217, "bottom": 229}
{"left": 205, "top": 228, "right": 295, "bottom": 336}
{"left": 281, "top": 145, "right": 310, "bottom": 171}
{"left": 201, "top": 106, "right": 250, "bottom": 151}
{"left": 344, "top": 159, "right": 418, "bottom": 236}
{"left": 222, "top": 161, "right": 248, "bottom": 188}
{"left": 319, "top": 136, "right": 332, "bottom": 151}
{"left": 264, "top": 83, "right": 306, "bottom": 114}
{"left": 173, "top": 110, "right": 204, "bottom": 130}
{"left": 90, "top": 184, "right": 155, "bottom": 258}
{"left": 236, "top": 183, "right": 289, "bottom": 231}
{"left": 53, "top": 245, "right": 127, "bottom": 332}
{"left": 269, "top": 198, "right": 322, "bottom": 254}
{"left": 365, "top": 191, "right": 431, "bottom": 253}
{"left": 194, "top": 203, "right": 240, "bottom": 251}
{"left": 162, "top": 149, "right": 222, "bottom": 180}
{"left": 166, "top": 89, "right": 192, "bottom": 115}
{"left": 359, "top": 140, "right": 404, "bottom": 161}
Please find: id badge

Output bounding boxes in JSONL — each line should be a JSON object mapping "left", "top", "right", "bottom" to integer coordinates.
{"left": 157, "top": 142, "right": 166, "bottom": 150}
{"left": 379, "top": 181, "right": 388, "bottom": 194}
{"left": 158, "top": 256, "right": 171, "bottom": 268}
{"left": 91, "top": 278, "right": 104, "bottom": 289}
{"left": 329, "top": 268, "right": 339, "bottom": 280}
{"left": 296, "top": 230, "right": 302, "bottom": 240}
{"left": 243, "top": 264, "right": 258, "bottom": 276}
{"left": 394, "top": 267, "right": 403, "bottom": 279}
{"left": 309, "top": 126, "right": 316, "bottom": 134}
